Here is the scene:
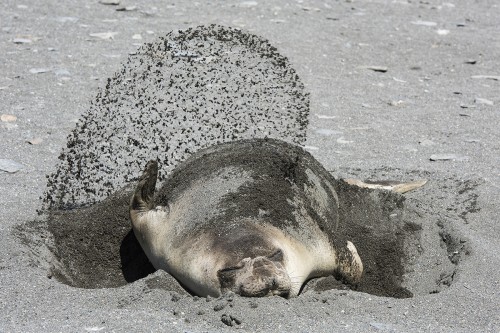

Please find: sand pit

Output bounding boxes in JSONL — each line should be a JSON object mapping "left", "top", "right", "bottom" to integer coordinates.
{"left": 17, "top": 166, "right": 469, "bottom": 299}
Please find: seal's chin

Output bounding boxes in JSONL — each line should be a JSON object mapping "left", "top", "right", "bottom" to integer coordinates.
{"left": 217, "top": 251, "right": 292, "bottom": 298}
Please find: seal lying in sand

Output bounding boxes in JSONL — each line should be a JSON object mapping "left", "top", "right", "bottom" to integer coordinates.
{"left": 130, "top": 138, "right": 363, "bottom": 297}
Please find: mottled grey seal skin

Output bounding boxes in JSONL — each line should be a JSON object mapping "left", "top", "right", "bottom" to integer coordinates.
{"left": 130, "top": 138, "right": 362, "bottom": 297}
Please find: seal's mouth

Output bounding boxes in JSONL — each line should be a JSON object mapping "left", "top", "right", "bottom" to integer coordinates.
{"left": 239, "top": 283, "right": 291, "bottom": 298}
{"left": 272, "top": 289, "right": 290, "bottom": 298}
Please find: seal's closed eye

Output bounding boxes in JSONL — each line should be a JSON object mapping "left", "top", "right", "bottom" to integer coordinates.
{"left": 217, "top": 266, "right": 241, "bottom": 289}
{"left": 268, "top": 249, "right": 283, "bottom": 262}
{"left": 219, "top": 266, "right": 243, "bottom": 273}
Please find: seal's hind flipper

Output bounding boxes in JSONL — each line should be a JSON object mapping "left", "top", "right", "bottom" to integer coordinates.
{"left": 131, "top": 160, "right": 158, "bottom": 212}
{"left": 344, "top": 178, "right": 427, "bottom": 194}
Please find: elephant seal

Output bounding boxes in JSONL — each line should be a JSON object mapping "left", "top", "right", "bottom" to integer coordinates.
{"left": 130, "top": 138, "right": 363, "bottom": 298}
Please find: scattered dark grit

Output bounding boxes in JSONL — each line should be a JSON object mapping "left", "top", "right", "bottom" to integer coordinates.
{"left": 41, "top": 25, "right": 309, "bottom": 211}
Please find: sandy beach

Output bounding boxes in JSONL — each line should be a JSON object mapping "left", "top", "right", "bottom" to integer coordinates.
{"left": 1, "top": 1, "right": 499, "bottom": 332}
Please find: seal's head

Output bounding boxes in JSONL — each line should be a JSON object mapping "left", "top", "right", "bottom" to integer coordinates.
{"left": 217, "top": 250, "right": 291, "bottom": 297}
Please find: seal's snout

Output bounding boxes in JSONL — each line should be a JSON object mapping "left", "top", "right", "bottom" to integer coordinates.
{"left": 251, "top": 256, "right": 292, "bottom": 297}
{"left": 219, "top": 254, "right": 292, "bottom": 298}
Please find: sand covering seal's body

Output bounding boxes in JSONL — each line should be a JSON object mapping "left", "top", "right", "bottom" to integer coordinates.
{"left": 130, "top": 138, "right": 363, "bottom": 297}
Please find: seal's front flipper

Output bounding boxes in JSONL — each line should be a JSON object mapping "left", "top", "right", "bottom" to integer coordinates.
{"left": 344, "top": 178, "right": 427, "bottom": 194}
{"left": 336, "top": 241, "right": 363, "bottom": 286}
{"left": 131, "top": 160, "right": 158, "bottom": 212}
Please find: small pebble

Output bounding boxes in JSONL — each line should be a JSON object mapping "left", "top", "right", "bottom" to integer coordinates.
{"left": 116, "top": 6, "right": 137, "bottom": 11}
{"left": 459, "top": 103, "right": 475, "bottom": 109}
{"left": 239, "top": 1, "right": 258, "bottom": 7}
{"left": 99, "top": 0, "right": 120, "bottom": 5}
{"left": 419, "top": 139, "right": 435, "bottom": 146}
{"left": 436, "top": 29, "right": 450, "bottom": 35}
{"left": 315, "top": 114, "right": 336, "bottom": 119}
{"left": 89, "top": 32, "right": 118, "bottom": 40}
{"left": 464, "top": 139, "right": 480, "bottom": 143}
{"left": 213, "top": 302, "right": 226, "bottom": 312}
{"left": 54, "top": 68, "right": 71, "bottom": 76}
{"left": 389, "top": 100, "right": 405, "bottom": 107}
{"left": 0, "top": 159, "right": 24, "bottom": 173}
{"left": 430, "top": 154, "right": 468, "bottom": 161}
{"left": 221, "top": 314, "right": 232, "bottom": 326}
{"left": 337, "top": 137, "right": 353, "bottom": 144}
{"left": 27, "top": 138, "right": 43, "bottom": 145}
{"left": 29, "top": 68, "right": 51, "bottom": 74}
{"left": 471, "top": 75, "right": 500, "bottom": 81}
{"left": 221, "top": 314, "right": 242, "bottom": 327}
{"left": 475, "top": 98, "right": 494, "bottom": 106}
{"left": 13, "top": 38, "right": 32, "bottom": 44}
{"left": 364, "top": 66, "right": 388, "bottom": 73}
{"left": 1, "top": 114, "right": 17, "bottom": 122}
{"left": 411, "top": 20, "right": 437, "bottom": 27}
